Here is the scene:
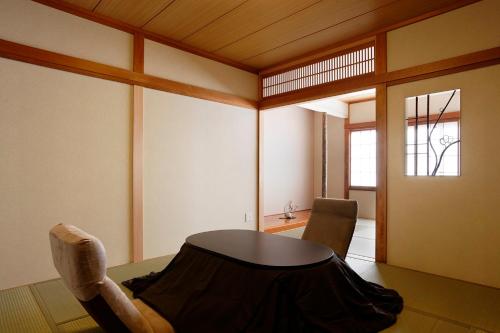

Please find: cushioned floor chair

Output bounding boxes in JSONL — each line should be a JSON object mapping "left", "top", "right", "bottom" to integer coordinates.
{"left": 302, "top": 198, "right": 358, "bottom": 260}
{"left": 49, "top": 224, "right": 174, "bottom": 333}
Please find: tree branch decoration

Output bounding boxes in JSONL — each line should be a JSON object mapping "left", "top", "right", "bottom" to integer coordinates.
{"left": 406, "top": 89, "right": 460, "bottom": 176}
{"left": 428, "top": 89, "right": 460, "bottom": 176}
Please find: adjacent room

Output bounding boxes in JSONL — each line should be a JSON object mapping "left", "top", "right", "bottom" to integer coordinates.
{"left": 0, "top": 0, "right": 499, "bottom": 332}
{"left": 262, "top": 88, "right": 377, "bottom": 260}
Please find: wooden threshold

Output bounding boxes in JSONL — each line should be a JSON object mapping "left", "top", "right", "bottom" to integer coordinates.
{"left": 263, "top": 210, "right": 311, "bottom": 234}
{"left": 0, "top": 38, "right": 257, "bottom": 110}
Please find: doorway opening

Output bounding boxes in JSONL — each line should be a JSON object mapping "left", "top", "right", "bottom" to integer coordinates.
{"left": 261, "top": 88, "right": 376, "bottom": 261}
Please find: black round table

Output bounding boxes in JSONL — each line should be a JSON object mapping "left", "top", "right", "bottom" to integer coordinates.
{"left": 186, "top": 229, "right": 334, "bottom": 268}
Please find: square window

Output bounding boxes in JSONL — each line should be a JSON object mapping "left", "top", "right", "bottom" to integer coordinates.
{"left": 405, "top": 89, "right": 460, "bottom": 176}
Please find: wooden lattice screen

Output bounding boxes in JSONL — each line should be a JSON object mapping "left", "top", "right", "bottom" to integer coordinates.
{"left": 262, "top": 43, "right": 375, "bottom": 98}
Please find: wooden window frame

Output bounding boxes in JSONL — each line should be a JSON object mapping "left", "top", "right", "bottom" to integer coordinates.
{"left": 345, "top": 121, "right": 377, "bottom": 197}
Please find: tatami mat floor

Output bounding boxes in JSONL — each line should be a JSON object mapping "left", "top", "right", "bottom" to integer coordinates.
{"left": 1, "top": 246, "right": 498, "bottom": 332}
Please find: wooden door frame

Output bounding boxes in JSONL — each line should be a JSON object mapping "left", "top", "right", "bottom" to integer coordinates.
{"left": 257, "top": 33, "right": 388, "bottom": 262}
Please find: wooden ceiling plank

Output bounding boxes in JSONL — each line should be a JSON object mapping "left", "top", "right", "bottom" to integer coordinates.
{"left": 60, "top": 0, "right": 100, "bottom": 11}
{"left": 216, "top": 0, "right": 397, "bottom": 61}
{"left": 183, "top": 0, "right": 320, "bottom": 52}
{"left": 143, "top": 0, "right": 247, "bottom": 41}
{"left": 243, "top": 0, "right": 466, "bottom": 68}
{"left": 255, "top": 0, "right": 480, "bottom": 71}
{"left": 93, "top": 0, "right": 174, "bottom": 27}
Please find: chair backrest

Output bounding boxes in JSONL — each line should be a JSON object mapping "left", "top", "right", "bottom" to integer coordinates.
{"left": 49, "top": 224, "right": 153, "bottom": 333}
{"left": 302, "top": 198, "right": 358, "bottom": 260}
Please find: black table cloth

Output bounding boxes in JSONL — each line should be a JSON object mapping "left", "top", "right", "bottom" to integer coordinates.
{"left": 124, "top": 240, "right": 403, "bottom": 333}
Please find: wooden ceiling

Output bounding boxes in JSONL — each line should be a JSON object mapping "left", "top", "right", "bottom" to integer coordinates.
{"left": 57, "top": 0, "right": 469, "bottom": 71}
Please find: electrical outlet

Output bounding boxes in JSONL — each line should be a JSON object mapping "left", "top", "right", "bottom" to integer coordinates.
{"left": 244, "top": 212, "right": 253, "bottom": 222}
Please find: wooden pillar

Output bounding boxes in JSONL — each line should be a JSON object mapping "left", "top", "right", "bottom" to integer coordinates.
{"left": 321, "top": 112, "right": 328, "bottom": 198}
{"left": 132, "top": 33, "right": 144, "bottom": 262}
{"left": 375, "top": 32, "right": 388, "bottom": 263}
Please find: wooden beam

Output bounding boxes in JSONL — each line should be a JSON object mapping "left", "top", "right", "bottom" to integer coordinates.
{"left": 347, "top": 97, "right": 375, "bottom": 105}
{"left": 132, "top": 32, "right": 144, "bottom": 263}
{"left": 259, "top": 74, "right": 377, "bottom": 110}
{"left": 375, "top": 33, "right": 387, "bottom": 75}
{"left": 0, "top": 38, "right": 257, "bottom": 109}
{"left": 257, "top": 110, "right": 264, "bottom": 231}
{"left": 375, "top": 83, "right": 387, "bottom": 263}
{"left": 344, "top": 118, "right": 350, "bottom": 200}
{"left": 31, "top": 0, "right": 258, "bottom": 74}
{"left": 133, "top": 33, "right": 144, "bottom": 74}
{"left": 132, "top": 85, "right": 144, "bottom": 263}
{"left": 374, "top": 32, "right": 387, "bottom": 264}
{"left": 259, "top": 46, "right": 500, "bottom": 109}
{"left": 259, "top": 0, "right": 480, "bottom": 75}
{"left": 321, "top": 112, "right": 327, "bottom": 198}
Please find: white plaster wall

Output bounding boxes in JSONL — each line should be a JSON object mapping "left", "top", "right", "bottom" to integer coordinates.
{"left": 0, "top": 58, "right": 132, "bottom": 290}
{"left": 143, "top": 89, "right": 257, "bottom": 257}
{"left": 263, "top": 106, "right": 314, "bottom": 215}
{"left": 144, "top": 39, "right": 258, "bottom": 100}
{"left": 0, "top": 0, "right": 132, "bottom": 69}
{"left": 326, "top": 115, "right": 345, "bottom": 199}
{"left": 349, "top": 100, "right": 375, "bottom": 123}
{"left": 387, "top": 0, "right": 500, "bottom": 71}
{"left": 387, "top": 66, "right": 500, "bottom": 288}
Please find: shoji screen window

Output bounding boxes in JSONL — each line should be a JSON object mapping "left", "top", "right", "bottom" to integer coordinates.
{"left": 350, "top": 129, "right": 376, "bottom": 188}
{"left": 405, "top": 89, "right": 461, "bottom": 176}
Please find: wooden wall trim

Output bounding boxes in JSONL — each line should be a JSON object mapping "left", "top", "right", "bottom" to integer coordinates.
{"left": 0, "top": 38, "right": 257, "bottom": 109}
{"left": 132, "top": 33, "right": 144, "bottom": 263}
{"left": 132, "top": 85, "right": 144, "bottom": 263}
{"left": 259, "top": 0, "right": 480, "bottom": 76}
{"left": 374, "top": 32, "right": 387, "bottom": 264}
{"left": 348, "top": 97, "right": 375, "bottom": 105}
{"left": 133, "top": 33, "right": 144, "bottom": 74}
{"left": 375, "top": 84, "right": 387, "bottom": 263}
{"left": 259, "top": 46, "right": 500, "bottom": 110}
{"left": 375, "top": 84, "right": 387, "bottom": 262}
{"left": 31, "top": 0, "right": 258, "bottom": 74}
{"left": 259, "top": 74, "right": 377, "bottom": 110}
{"left": 375, "top": 33, "right": 387, "bottom": 75}
{"left": 321, "top": 112, "right": 327, "bottom": 198}
{"left": 384, "top": 47, "right": 500, "bottom": 86}
{"left": 344, "top": 118, "right": 350, "bottom": 200}
{"left": 257, "top": 110, "right": 264, "bottom": 231}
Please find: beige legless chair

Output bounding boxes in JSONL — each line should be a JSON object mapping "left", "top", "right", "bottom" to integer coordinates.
{"left": 49, "top": 224, "right": 174, "bottom": 333}
{"left": 302, "top": 198, "right": 358, "bottom": 260}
